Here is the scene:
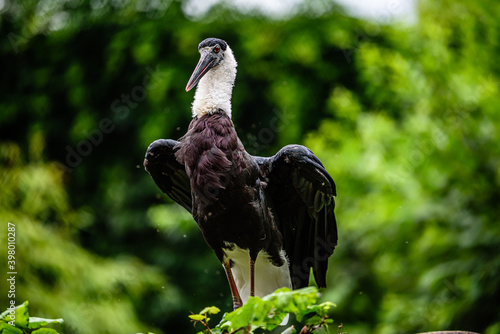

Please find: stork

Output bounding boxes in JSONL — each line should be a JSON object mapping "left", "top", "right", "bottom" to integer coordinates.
{"left": 144, "top": 38, "right": 337, "bottom": 310}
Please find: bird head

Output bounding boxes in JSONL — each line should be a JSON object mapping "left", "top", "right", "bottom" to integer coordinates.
{"left": 185, "top": 38, "right": 231, "bottom": 92}
{"left": 187, "top": 38, "right": 237, "bottom": 118}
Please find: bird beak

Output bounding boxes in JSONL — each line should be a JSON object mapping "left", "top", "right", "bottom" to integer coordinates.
{"left": 186, "top": 51, "right": 216, "bottom": 92}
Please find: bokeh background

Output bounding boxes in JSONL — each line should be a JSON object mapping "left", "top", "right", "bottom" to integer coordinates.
{"left": 1, "top": 0, "right": 499, "bottom": 333}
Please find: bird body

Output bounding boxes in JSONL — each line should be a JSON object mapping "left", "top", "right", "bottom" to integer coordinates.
{"left": 175, "top": 111, "right": 291, "bottom": 303}
{"left": 144, "top": 38, "right": 337, "bottom": 310}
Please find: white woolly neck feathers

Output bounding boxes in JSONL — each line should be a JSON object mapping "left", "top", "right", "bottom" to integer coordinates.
{"left": 191, "top": 45, "right": 237, "bottom": 118}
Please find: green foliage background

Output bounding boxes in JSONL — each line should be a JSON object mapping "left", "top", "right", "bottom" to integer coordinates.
{"left": 1, "top": 0, "right": 499, "bottom": 333}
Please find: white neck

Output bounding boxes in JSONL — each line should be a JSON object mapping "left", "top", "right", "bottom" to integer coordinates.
{"left": 191, "top": 46, "right": 237, "bottom": 118}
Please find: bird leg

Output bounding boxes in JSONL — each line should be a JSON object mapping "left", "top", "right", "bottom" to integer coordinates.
{"left": 250, "top": 258, "right": 255, "bottom": 297}
{"left": 223, "top": 261, "right": 243, "bottom": 310}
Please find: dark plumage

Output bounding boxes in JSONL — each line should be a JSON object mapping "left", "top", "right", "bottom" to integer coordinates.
{"left": 199, "top": 38, "right": 228, "bottom": 51}
{"left": 174, "top": 112, "right": 285, "bottom": 266}
{"left": 144, "top": 38, "right": 337, "bottom": 309}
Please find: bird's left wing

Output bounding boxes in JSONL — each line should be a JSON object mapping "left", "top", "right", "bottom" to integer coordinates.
{"left": 144, "top": 139, "right": 192, "bottom": 213}
{"left": 255, "top": 145, "right": 337, "bottom": 289}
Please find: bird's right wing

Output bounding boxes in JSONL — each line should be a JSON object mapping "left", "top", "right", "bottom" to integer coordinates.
{"left": 144, "top": 139, "right": 192, "bottom": 213}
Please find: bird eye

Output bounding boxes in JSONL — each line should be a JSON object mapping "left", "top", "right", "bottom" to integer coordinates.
{"left": 214, "top": 45, "right": 220, "bottom": 53}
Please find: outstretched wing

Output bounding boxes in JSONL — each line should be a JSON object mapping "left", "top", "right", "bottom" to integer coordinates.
{"left": 144, "top": 139, "right": 192, "bottom": 213}
{"left": 256, "top": 145, "right": 337, "bottom": 289}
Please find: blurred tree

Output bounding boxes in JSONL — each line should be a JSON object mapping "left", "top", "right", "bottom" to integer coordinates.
{"left": 306, "top": 1, "right": 500, "bottom": 333}
{"left": 0, "top": 135, "right": 171, "bottom": 333}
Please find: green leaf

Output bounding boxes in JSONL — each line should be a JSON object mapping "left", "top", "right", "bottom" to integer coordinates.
{"left": 188, "top": 314, "right": 206, "bottom": 321}
{"left": 0, "top": 301, "right": 30, "bottom": 329}
{"left": 200, "top": 306, "right": 220, "bottom": 315}
{"left": 32, "top": 328, "right": 59, "bottom": 334}
{"left": 220, "top": 298, "right": 256, "bottom": 329}
{"left": 305, "top": 315, "right": 322, "bottom": 327}
{"left": 28, "top": 317, "right": 64, "bottom": 329}
{"left": 280, "top": 326, "right": 297, "bottom": 334}
{"left": 0, "top": 322, "right": 23, "bottom": 334}
{"left": 1, "top": 301, "right": 65, "bottom": 333}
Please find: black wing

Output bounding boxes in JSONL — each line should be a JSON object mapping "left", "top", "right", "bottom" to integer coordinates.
{"left": 144, "top": 139, "right": 192, "bottom": 213}
{"left": 256, "top": 145, "right": 337, "bottom": 289}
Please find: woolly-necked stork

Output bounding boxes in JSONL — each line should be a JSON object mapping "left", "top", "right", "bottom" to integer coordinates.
{"left": 144, "top": 38, "right": 337, "bottom": 309}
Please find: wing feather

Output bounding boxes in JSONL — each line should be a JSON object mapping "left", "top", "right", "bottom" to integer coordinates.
{"left": 144, "top": 139, "right": 192, "bottom": 213}
{"left": 256, "top": 145, "right": 337, "bottom": 289}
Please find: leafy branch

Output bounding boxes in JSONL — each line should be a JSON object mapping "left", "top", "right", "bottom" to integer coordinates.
{"left": 189, "top": 287, "right": 335, "bottom": 334}
{"left": 0, "top": 301, "right": 63, "bottom": 334}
